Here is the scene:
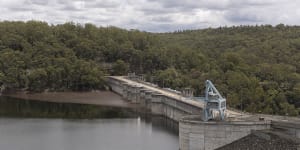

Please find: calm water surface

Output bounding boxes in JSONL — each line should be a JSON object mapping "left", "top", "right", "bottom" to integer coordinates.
{"left": 0, "top": 95, "right": 179, "bottom": 150}
{"left": 0, "top": 118, "right": 178, "bottom": 150}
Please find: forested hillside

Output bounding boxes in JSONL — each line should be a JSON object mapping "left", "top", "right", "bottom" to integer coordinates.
{"left": 0, "top": 21, "right": 299, "bottom": 115}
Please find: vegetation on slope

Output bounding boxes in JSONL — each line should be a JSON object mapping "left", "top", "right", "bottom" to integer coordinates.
{"left": 0, "top": 21, "right": 299, "bottom": 115}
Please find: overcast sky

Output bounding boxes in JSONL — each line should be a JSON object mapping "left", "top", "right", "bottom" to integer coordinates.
{"left": 0, "top": 0, "right": 299, "bottom": 32}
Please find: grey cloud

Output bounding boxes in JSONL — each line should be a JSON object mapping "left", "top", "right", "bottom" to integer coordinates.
{"left": 241, "top": 0, "right": 276, "bottom": 6}
{"left": 225, "top": 12, "right": 262, "bottom": 23}
{"left": 139, "top": 7, "right": 176, "bottom": 15}
{"left": 61, "top": 5, "right": 83, "bottom": 11}
{"left": 224, "top": 9, "right": 263, "bottom": 23}
{"left": 56, "top": 0, "right": 69, "bottom": 5}
{"left": 151, "top": 16, "right": 173, "bottom": 22}
{"left": 27, "top": 0, "right": 48, "bottom": 5}
{"left": 57, "top": 0, "right": 120, "bottom": 12}
{"left": 84, "top": 1, "right": 120, "bottom": 8}
{"left": 0, "top": 0, "right": 299, "bottom": 32}
{"left": 94, "top": 17, "right": 113, "bottom": 23}
{"left": 147, "top": 0, "right": 275, "bottom": 11}
{"left": 146, "top": 0, "right": 228, "bottom": 10}
{"left": 8, "top": 7, "right": 33, "bottom": 12}
{"left": 70, "top": 15, "right": 89, "bottom": 20}
{"left": 5, "top": 0, "right": 37, "bottom": 12}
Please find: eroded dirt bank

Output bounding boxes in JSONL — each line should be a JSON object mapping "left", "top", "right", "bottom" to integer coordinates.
{"left": 3, "top": 91, "right": 135, "bottom": 108}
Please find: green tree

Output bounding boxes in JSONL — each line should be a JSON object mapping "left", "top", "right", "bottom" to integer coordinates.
{"left": 112, "top": 60, "right": 129, "bottom": 75}
{"left": 27, "top": 68, "right": 48, "bottom": 92}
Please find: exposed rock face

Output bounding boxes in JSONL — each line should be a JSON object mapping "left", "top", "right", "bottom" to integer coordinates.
{"left": 218, "top": 130, "right": 300, "bottom": 150}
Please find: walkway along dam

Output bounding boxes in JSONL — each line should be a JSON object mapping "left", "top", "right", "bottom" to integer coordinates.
{"left": 107, "top": 76, "right": 300, "bottom": 150}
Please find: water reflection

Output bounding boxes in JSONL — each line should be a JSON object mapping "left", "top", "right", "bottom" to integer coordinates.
{"left": 0, "top": 96, "right": 136, "bottom": 118}
{"left": 0, "top": 118, "right": 179, "bottom": 150}
{"left": 0, "top": 96, "right": 179, "bottom": 150}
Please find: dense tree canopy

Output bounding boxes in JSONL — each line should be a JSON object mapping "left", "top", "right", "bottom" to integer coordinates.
{"left": 0, "top": 21, "right": 299, "bottom": 115}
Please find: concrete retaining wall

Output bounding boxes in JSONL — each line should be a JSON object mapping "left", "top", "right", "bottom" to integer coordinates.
{"left": 108, "top": 78, "right": 123, "bottom": 95}
{"left": 179, "top": 116, "right": 271, "bottom": 150}
{"left": 271, "top": 121, "right": 300, "bottom": 139}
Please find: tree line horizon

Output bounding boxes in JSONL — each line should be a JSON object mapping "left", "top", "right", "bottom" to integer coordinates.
{"left": 0, "top": 20, "right": 299, "bottom": 116}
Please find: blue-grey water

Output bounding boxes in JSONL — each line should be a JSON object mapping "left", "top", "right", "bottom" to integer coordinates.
{"left": 0, "top": 117, "right": 178, "bottom": 150}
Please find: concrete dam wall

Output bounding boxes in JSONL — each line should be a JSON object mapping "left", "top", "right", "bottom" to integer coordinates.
{"left": 108, "top": 77, "right": 203, "bottom": 122}
{"left": 106, "top": 76, "right": 299, "bottom": 150}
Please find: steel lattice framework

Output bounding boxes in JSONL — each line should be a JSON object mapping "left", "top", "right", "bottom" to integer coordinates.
{"left": 203, "top": 80, "right": 226, "bottom": 121}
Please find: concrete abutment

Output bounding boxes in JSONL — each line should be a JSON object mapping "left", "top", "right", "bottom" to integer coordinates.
{"left": 179, "top": 115, "right": 270, "bottom": 150}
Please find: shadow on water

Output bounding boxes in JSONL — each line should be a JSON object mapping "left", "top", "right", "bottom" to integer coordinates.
{"left": 0, "top": 96, "right": 179, "bottom": 150}
{"left": 0, "top": 96, "right": 178, "bottom": 135}
{"left": 142, "top": 115, "right": 179, "bottom": 135}
{"left": 0, "top": 96, "right": 137, "bottom": 119}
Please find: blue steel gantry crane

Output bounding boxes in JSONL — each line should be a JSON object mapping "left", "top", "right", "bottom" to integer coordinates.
{"left": 203, "top": 80, "right": 226, "bottom": 121}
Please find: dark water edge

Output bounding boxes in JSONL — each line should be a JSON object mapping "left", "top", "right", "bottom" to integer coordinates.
{"left": 145, "top": 114, "right": 179, "bottom": 135}
{"left": 0, "top": 96, "right": 179, "bottom": 134}
{"left": 0, "top": 96, "right": 137, "bottom": 119}
{"left": 0, "top": 96, "right": 179, "bottom": 150}
{"left": 0, "top": 95, "right": 179, "bottom": 135}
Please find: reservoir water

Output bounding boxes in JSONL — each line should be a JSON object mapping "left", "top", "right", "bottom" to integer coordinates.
{"left": 0, "top": 118, "right": 178, "bottom": 150}
{"left": 0, "top": 93, "right": 179, "bottom": 150}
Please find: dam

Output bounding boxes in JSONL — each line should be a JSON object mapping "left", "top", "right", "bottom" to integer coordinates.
{"left": 107, "top": 76, "right": 300, "bottom": 150}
